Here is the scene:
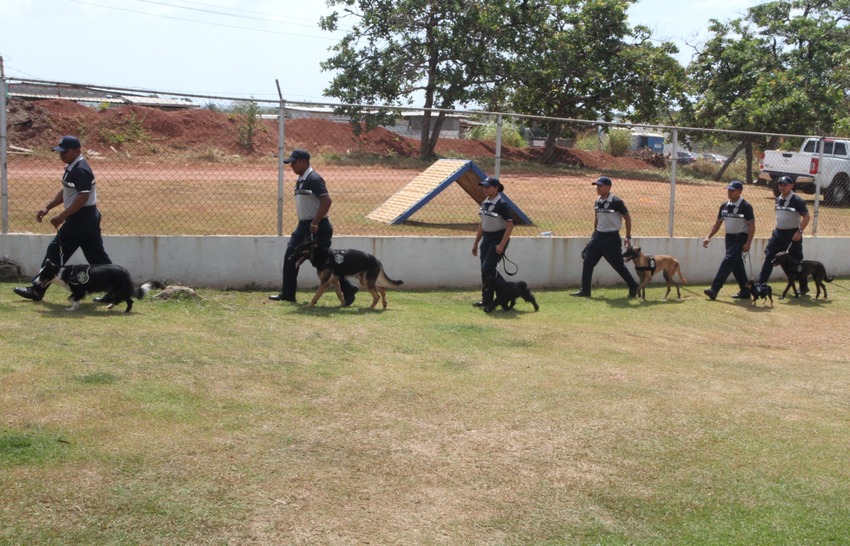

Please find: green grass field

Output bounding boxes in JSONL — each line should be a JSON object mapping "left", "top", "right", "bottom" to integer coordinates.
{"left": 1, "top": 283, "right": 849, "bottom": 544}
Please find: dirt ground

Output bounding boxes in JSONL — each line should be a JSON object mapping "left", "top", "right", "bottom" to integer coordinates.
{"left": 6, "top": 99, "right": 850, "bottom": 237}
{"left": 6, "top": 98, "right": 650, "bottom": 171}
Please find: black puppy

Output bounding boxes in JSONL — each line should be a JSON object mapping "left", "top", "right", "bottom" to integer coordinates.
{"left": 771, "top": 252, "right": 834, "bottom": 299}
{"left": 484, "top": 276, "right": 539, "bottom": 312}
{"left": 35, "top": 260, "right": 150, "bottom": 312}
{"left": 745, "top": 281, "right": 773, "bottom": 307}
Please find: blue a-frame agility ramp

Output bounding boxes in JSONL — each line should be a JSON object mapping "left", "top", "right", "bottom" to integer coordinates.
{"left": 366, "top": 159, "right": 532, "bottom": 225}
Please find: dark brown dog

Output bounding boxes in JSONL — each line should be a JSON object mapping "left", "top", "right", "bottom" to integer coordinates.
{"left": 770, "top": 252, "right": 833, "bottom": 300}
{"left": 622, "top": 246, "right": 687, "bottom": 299}
{"left": 745, "top": 281, "right": 773, "bottom": 307}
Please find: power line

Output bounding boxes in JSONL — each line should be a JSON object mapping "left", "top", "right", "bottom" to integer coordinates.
{"left": 141, "top": 0, "right": 333, "bottom": 27}
{"left": 65, "top": 0, "right": 341, "bottom": 40}
{"left": 131, "top": 0, "right": 323, "bottom": 30}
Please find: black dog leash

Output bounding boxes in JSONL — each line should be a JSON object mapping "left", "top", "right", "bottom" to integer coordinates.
{"left": 500, "top": 252, "right": 518, "bottom": 277}
{"left": 743, "top": 251, "right": 754, "bottom": 283}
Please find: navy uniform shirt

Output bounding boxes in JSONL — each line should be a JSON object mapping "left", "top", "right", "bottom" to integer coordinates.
{"left": 479, "top": 195, "right": 513, "bottom": 233}
{"left": 595, "top": 194, "right": 628, "bottom": 232}
{"left": 717, "top": 197, "right": 754, "bottom": 234}
{"left": 775, "top": 192, "right": 808, "bottom": 230}
{"left": 294, "top": 167, "right": 329, "bottom": 221}
{"left": 62, "top": 155, "right": 97, "bottom": 210}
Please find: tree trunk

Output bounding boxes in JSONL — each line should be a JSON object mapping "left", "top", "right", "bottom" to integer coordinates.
{"left": 420, "top": 112, "right": 447, "bottom": 159}
{"left": 540, "top": 121, "right": 562, "bottom": 165}
{"left": 745, "top": 142, "right": 754, "bottom": 184}
{"left": 714, "top": 141, "right": 747, "bottom": 181}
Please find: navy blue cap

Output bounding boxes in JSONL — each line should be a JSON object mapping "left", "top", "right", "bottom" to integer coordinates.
{"left": 591, "top": 176, "right": 612, "bottom": 186}
{"left": 479, "top": 176, "right": 500, "bottom": 188}
{"left": 777, "top": 175, "right": 794, "bottom": 185}
{"left": 283, "top": 149, "right": 310, "bottom": 164}
{"left": 726, "top": 180, "right": 744, "bottom": 190}
{"left": 53, "top": 136, "right": 81, "bottom": 152}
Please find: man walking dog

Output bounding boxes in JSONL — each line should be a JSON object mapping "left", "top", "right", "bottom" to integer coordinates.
{"left": 13, "top": 136, "right": 112, "bottom": 302}
{"left": 571, "top": 176, "right": 639, "bottom": 298}
{"left": 756, "top": 175, "right": 810, "bottom": 294}
{"left": 702, "top": 180, "right": 756, "bottom": 300}
{"left": 269, "top": 149, "right": 357, "bottom": 305}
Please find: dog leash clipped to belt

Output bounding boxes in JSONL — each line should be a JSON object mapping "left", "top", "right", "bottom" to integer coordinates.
{"left": 500, "top": 252, "right": 518, "bottom": 276}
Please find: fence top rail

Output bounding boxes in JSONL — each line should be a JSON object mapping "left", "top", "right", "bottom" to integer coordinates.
{"left": 7, "top": 77, "right": 824, "bottom": 142}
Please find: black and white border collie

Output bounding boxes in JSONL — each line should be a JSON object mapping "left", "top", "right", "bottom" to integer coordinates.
{"left": 35, "top": 260, "right": 151, "bottom": 312}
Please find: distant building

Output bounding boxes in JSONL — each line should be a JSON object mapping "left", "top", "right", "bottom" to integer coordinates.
{"left": 8, "top": 82, "right": 196, "bottom": 110}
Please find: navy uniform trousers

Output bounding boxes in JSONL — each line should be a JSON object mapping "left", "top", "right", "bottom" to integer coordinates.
{"left": 580, "top": 231, "right": 638, "bottom": 294}
{"left": 709, "top": 232, "right": 749, "bottom": 293}
{"left": 758, "top": 228, "right": 807, "bottom": 292}
{"left": 479, "top": 230, "right": 508, "bottom": 305}
{"left": 281, "top": 218, "right": 355, "bottom": 301}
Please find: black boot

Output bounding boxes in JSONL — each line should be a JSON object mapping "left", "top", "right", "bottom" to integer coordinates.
{"left": 13, "top": 285, "right": 45, "bottom": 301}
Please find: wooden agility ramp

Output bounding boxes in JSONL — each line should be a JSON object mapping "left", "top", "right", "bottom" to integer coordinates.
{"left": 367, "top": 159, "right": 532, "bottom": 225}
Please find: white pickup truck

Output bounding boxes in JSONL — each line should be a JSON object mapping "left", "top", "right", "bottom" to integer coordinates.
{"left": 759, "top": 137, "right": 850, "bottom": 204}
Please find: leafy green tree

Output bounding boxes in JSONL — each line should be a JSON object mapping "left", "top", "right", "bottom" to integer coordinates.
{"left": 320, "top": 0, "right": 527, "bottom": 158}
{"left": 507, "top": 0, "right": 684, "bottom": 163}
{"left": 685, "top": 0, "right": 850, "bottom": 181}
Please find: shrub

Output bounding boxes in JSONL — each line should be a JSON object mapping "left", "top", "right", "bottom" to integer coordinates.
{"left": 606, "top": 129, "right": 632, "bottom": 157}
{"left": 467, "top": 121, "right": 526, "bottom": 148}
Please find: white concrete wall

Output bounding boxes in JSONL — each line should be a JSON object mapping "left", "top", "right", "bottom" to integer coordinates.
{"left": 3, "top": 234, "right": 849, "bottom": 289}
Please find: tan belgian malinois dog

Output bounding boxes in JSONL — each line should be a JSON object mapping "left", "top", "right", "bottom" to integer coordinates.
{"left": 622, "top": 246, "right": 687, "bottom": 300}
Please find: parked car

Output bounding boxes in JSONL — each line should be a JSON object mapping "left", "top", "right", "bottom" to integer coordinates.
{"left": 675, "top": 151, "right": 698, "bottom": 164}
{"left": 700, "top": 153, "right": 728, "bottom": 164}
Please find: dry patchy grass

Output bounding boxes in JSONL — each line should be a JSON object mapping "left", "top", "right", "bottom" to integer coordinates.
{"left": 1, "top": 284, "right": 849, "bottom": 544}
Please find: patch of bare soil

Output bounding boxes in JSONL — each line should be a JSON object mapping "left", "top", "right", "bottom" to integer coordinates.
{"left": 5, "top": 98, "right": 653, "bottom": 169}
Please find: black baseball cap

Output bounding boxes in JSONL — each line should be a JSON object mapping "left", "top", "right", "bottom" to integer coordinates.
{"left": 283, "top": 149, "right": 310, "bottom": 164}
{"left": 53, "top": 136, "right": 81, "bottom": 152}
{"left": 591, "top": 176, "right": 613, "bottom": 186}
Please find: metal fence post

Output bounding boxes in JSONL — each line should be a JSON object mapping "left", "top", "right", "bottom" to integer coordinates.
{"left": 668, "top": 128, "right": 677, "bottom": 237}
{"left": 1, "top": 57, "right": 8, "bottom": 234}
{"left": 276, "top": 82, "right": 286, "bottom": 237}
{"left": 494, "top": 113, "right": 503, "bottom": 179}
{"left": 811, "top": 136, "right": 825, "bottom": 237}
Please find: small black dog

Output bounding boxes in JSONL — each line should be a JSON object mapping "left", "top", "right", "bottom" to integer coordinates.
{"left": 771, "top": 252, "right": 834, "bottom": 299}
{"left": 484, "top": 276, "right": 539, "bottom": 312}
{"left": 745, "top": 281, "right": 773, "bottom": 307}
{"left": 35, "top": 260, "right": 150, "bottom": 312}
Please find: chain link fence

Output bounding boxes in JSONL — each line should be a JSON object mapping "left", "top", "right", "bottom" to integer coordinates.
{"left": 4, "top": 78, "right": 850, "bottom": 240}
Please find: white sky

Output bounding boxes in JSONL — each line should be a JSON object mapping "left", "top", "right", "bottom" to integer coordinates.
{"left": 0, "top": 0, "right": 762, "bottom": 104}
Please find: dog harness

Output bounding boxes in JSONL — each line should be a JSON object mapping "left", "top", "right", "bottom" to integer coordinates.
{"left": 68, "top": 264, "right": 92, "bottom": 285}
{"left": 634, "top": 255, "right": 657, "bottom": 276}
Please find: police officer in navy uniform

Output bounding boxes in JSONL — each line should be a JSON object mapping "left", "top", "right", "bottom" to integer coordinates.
{"left": 270, "top": 149, "right": 357, "bottom": 304}
{"left": 702, "top": 180, "right": 756, "bottom": 300}
{"left": 14, "top": 136, "right": 112, "bottom": 301}
{"left": 571, "top": 176, "right": 639, "bottom": 298}
{"left": 471, "top": 177, "right": 513, "bottom": 311}
{"left": 757, "top": 175, "right": 810, "bottom": 293}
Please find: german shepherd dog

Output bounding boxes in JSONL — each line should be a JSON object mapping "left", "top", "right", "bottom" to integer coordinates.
{"left": 485, "top": 276, "right": 539, "bottom": 312}
{"left": 292, "top": 240, "right": 403, "bottom": 309}
{"left": 35, "top": 260, "right": 151, "bottom": 312}
{"left": 745, "top": 281, "right": 773, "bottom": 307}
{"left": 771, "top": 252, "right": 834, "bottom": 299}
{"left": 622, "top": 246, "right": 687, "bottom": 299}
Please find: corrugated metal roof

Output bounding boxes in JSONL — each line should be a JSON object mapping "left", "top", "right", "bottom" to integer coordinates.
{"left": 8, "top": 82, "right": 195, "bottom": 109}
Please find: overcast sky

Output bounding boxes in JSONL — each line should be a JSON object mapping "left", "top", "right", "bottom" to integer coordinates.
{"left": 1, "top": 0, "right": 762, "bottom": 104}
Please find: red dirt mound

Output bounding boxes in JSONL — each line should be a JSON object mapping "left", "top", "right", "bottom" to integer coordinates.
{"left": 5, "top": 98, "right": 653, "bottom": 169}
